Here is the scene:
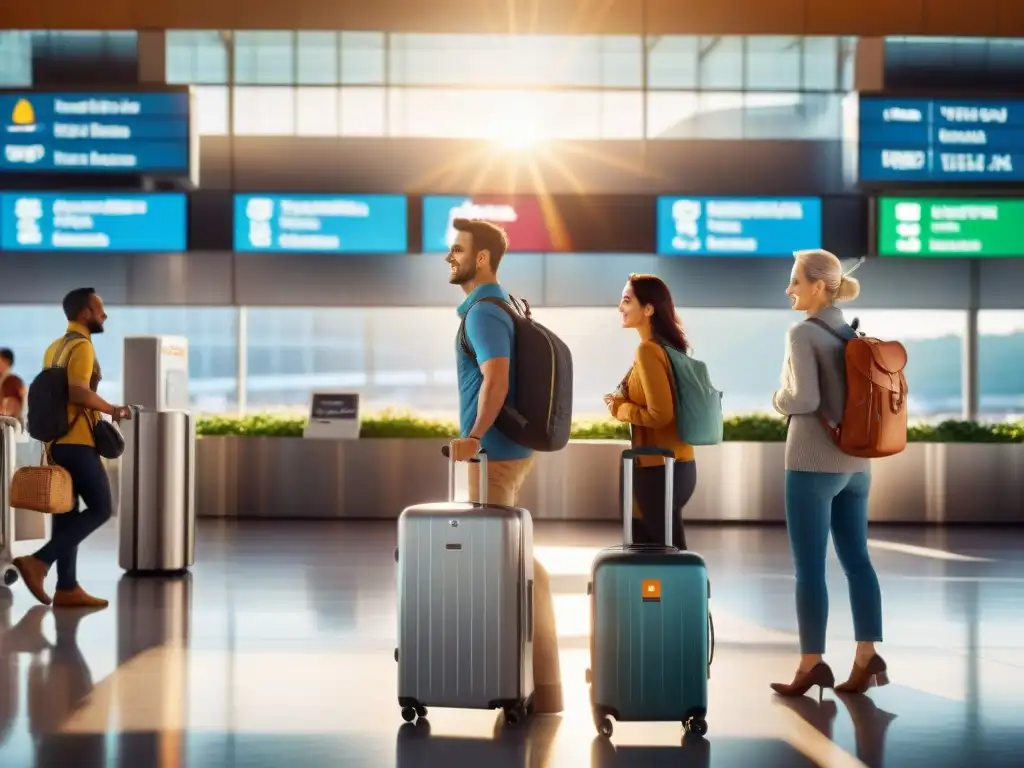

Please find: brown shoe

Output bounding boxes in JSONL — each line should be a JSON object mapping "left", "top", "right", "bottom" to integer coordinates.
{"left": 13, "top": 556, "right": 52, "bottom": 606}
{"left": 835, "top": 655, "right": 889, "bottom": 694}
{"left": 533, "top": 683, "right": 564, "bottom": 714}
{"left": 770, "top": 662, "right": 836, "bottom": 698}
{"left": 52, "top": 586, "right": 109, "bottom": 609}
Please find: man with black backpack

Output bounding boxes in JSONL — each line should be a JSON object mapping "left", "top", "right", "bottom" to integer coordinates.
{"left": 446, "top": 218, "right": 572, "bottom": 715}
{"left": 14, "top": 287, "right": 132, "bottom": 609}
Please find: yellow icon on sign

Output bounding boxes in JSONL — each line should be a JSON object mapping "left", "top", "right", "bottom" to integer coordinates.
{"left": 7, "top": 98, "right": 39, "bottom": 134}
{"left": 12, "top": 99, "right": 35, "bottom": 125}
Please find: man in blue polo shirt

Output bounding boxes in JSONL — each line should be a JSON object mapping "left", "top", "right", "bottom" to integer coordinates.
{"left": 445, "top": 217, "right": 563, "bottom": 715}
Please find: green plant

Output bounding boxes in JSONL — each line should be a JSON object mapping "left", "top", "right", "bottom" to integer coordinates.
{"left": 194, "top": 412, "right": 1024, "bottom": 443}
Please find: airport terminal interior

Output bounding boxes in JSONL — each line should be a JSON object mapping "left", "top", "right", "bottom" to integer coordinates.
{"left": 2, "top": 3, "right": 1024, "bottom": 766}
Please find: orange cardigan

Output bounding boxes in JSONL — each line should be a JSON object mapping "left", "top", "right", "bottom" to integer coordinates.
{"left": 614, "top": 339, "right": 695, "bottom": 469}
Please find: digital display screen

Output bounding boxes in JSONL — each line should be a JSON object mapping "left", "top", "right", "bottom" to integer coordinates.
{"left": 422, "top": 195, "right": 568, "bottom": 253}
{"left": 233, "top": 194, "right": 408, "bottom": 253}
{"left": 656, "top": 197, "right": 822, "bottom": 256}
{"left": 877, "top": 197, "right": 1024, "bottom": 257}
{"left": 0, "top": 192, "right": 187, "bottom": 252}
{"left": 0, "top": 91, "right": 190, "bottom": 174}
{"left": 856, "top": 96, "right": 1024, "bottom": 182}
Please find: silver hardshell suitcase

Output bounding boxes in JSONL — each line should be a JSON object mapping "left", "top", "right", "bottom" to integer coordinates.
{"left": 395, "top": 447, "right": 535, "bottom": 725}
{"left": 0, "top": 416, "right": 23, "bottom": 588}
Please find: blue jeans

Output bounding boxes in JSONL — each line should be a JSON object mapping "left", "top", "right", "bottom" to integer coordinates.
{"left": 33, "top": 444, "right": 113, "bottom": 590}
{"left": 784, "top": 470, "right": 883, "bottom": 654}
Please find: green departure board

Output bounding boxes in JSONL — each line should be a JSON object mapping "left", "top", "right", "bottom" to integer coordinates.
{"left": 877, "top": 197, "right": 1024, "bottom": 257}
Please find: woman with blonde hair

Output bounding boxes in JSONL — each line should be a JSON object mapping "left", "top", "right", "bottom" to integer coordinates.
{"left": 769, "top": 249, "right": 886, "bottom": 698}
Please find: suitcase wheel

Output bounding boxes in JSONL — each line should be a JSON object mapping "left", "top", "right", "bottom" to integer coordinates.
{"left": 597, "top": 716, "right": 613, "bottom": 738}
{"left": 2, "top": 567, "right": 18, "bottom": 587}
{"left": 684, "top": 716, "right": 708, "bottom": 737}
{"left": 400, "top": 705, "right": 428, "bottom": 723}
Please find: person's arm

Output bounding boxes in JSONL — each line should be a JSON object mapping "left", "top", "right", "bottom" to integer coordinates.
{"left": 772, "top": 324, "right": 821, "bottom": 416}
{"left": 615, "top": 342, "right": 674, "bottom": 429}
{"left": 464, "top": 305, "right": 512, "bottom": 440}
{"left": 65, "top": 343, "right": 119, "bottom": 416}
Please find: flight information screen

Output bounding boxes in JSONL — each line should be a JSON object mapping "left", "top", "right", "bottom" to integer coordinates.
{"left": 877, "top": 197, "right": 1024, "bottom": 257}
{"left": 0, "top": 192, "right": 187, "bottom": 252}
{"left": 422, "top": 195, "right": 569, "bottom": 252}
{"left": 0, "top": 91, "right": 191, "bottom": 175}
{"left": 656, "top": 197, "right": 822, "bottom": 256}
{"left": 857, "top": 96, "right": 1024, "bottom": 182}
{"left": 233, "top": 194, "right": 408, "bottom": 253}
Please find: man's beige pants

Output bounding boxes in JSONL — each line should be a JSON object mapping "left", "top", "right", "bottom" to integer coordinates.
{"left": 468, "top": 456, "right": 563, "bottom": 714}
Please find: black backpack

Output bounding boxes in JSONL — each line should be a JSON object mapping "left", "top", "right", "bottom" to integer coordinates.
{"left": 458, "top": 295, "right": 573, "bottom": 452}
{"left": 26, "top": 332, "right": 88, "bottom": 444}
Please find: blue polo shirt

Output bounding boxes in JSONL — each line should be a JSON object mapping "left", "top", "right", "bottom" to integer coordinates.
{"left": 456, "top": 283, "right": 533, "bottom": 462}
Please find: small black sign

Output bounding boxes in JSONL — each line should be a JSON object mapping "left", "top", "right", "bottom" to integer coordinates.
{"left": 310, "top": 393, "right": 359, "bottom": 421}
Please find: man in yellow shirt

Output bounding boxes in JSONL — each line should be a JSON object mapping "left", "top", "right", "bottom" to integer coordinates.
{"left": 14, "top": 288, "right": 132, "bottom": 609}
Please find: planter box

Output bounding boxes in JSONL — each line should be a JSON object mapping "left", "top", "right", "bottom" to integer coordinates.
{"left": 188, "top": 438, "right": 1024, "bottom": 524}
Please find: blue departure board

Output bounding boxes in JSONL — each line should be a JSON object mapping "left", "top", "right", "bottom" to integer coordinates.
{"left": 0, "top": 91, "right": 191, "bottom": 174}
{"left": 0, "top": 193, "right": 187, "bottom": 252}
{"left": 856, "top": 96, "right": 1024, "bottom": 182}
{"left": 656, "top": 197, "right": 822, "bottom": 256}
{"left": 233, "top": 194, "right": 408, "bottom": 253}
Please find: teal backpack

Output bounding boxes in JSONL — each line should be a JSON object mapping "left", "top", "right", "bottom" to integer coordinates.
{"left": 659, "top": 342, "right": 724, "bottom": 446}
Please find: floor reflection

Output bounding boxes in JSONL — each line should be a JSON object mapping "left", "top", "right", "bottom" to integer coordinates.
{"left": 0, "top": 522, "right": 1020, "bottom": 767}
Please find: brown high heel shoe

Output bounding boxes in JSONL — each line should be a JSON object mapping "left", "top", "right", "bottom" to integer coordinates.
{"left": 835, "top": 654, "right": 889, "bottom": 694}
{"left": 770, "top": 662, "right": 835, "bottom": 698}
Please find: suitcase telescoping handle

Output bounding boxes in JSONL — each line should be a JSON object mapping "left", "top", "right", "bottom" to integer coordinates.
{"left": 440, "top": 444, "right": 488, "bottom": 505}
{"left": 621, "top": 447, "right": 675, "bottom": 547}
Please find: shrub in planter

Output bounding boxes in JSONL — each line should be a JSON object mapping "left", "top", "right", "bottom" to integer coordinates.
{"left": 195, "top": 412, "right": 1024, "bottom": 443}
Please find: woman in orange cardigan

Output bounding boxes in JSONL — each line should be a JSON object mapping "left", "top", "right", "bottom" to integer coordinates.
{"left": 604, "top": 274, "right": 697, "bottom": 550}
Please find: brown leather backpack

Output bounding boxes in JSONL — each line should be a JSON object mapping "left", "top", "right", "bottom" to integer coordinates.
{"left": 806, "top": 318, "right": 909, "bottom": 459}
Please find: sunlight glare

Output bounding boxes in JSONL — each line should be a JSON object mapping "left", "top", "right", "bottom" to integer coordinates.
{"left": 487, "top": 93, "right": 543, "bottom": 149}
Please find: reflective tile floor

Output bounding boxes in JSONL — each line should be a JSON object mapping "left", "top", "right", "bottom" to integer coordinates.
{"left": 0, "top": 520, "right": 1022, "bottom": 767}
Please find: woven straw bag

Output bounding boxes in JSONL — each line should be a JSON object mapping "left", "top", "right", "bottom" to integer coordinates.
{"left": 9, "top": 447, "right": 74, "bottom": 514}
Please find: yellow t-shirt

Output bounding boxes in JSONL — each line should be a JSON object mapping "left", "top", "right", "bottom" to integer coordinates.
{"left": 42, "top": 322, "right": 99, "bottom": 447}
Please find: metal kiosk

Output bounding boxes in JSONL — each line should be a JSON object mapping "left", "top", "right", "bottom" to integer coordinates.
{"left": 118, "top": 407, "right": 197, "bottom": 573}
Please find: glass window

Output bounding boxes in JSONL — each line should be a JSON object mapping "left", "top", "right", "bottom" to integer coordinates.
{"left": 386, "top": 87, "right": 639, "bottom": 140}
{"left": 366, "top": 308, "right": 462, "bottom": 415}
{"left": 340, "top": 87, "right": 386, "bottom": 136}
{"left": 646, "top": 35, "right": 699, "bottom": 89}
{"left": 744, "top": 36, "right": 801, "bottom": 90}
{"left": 340, "top": 31, "right": 386, "bottom": 85}
{"left": 600, "top": 91, "right": 644, "bottom": 139}
{"left": 244, "top": 308, "right": 368, "bottom": 413}
{"left": 295, "top": 87, "right": 339, "bottom": 136}
{"left": 646, "top": 91, "right": 698, "bottom": 139}
{"left": 388, "top": 33, "right": 641, "bottom": 88}
{"left": 693, "top": 92, "right": 744, "bottom": 138}
{"left": 840, "top": 36, "right": 857, "bottom": 91}
{"left": 166, "top": 30, "right": 228, "bottom": 85}
{"left": 0, "top": 31, "right": 32, "bottom": 87}
{"left": 233, "top": 31, "right": 294, "bottom": 85}
{"left": 233, "top": 87, "right": 295, "bottom": 135}
{"left": 853, "top": 310, "right": 965, "bottom": 420}
{"left": 0, "top": 305, "right": 238, "bottom": 413}
{"left": 194, "top": 85, "right": 229, "bottom": 136}
{"left": 802, "top": 36, "right": 839, "bottom": 91}
{"left": 742, "top": 92, "right": 841, "bottom": 140}
{"left": 532, "top": 308, "right": 964, "bottom": 420}
{"left": 698, "top": 36, "right": 744, "bottom": 90}
{"left": 978, "top": 310, "right": 1024, "bottom": 418}
{"left": 296, "top": 31, "right": 338, "bottom": 85}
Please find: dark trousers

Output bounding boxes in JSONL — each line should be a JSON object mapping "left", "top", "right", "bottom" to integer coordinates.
{"left": 33, "top": 444, "right": 113, "bottom": 590}
{"left": 784, "top": 470, "right": 883, "bottom": 654}
{"left": 624, "top": 460, "right": 698, "bottom": 550}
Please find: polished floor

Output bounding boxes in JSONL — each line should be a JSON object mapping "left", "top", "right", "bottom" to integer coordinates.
{"left": 0, "top": 520, "right": 1022, "bottom": 767}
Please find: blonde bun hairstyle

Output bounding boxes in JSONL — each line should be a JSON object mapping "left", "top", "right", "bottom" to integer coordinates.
{"left": 793, "top": 249, "right": 863, "bottom": 303}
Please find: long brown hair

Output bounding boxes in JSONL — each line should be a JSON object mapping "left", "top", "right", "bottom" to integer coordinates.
{"left": 628, "top": 273, "right": 689, "bottom": 354}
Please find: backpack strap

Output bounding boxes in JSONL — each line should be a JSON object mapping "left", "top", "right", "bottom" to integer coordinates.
{"left": 47, "top": 332, "right": 91, "bottom": 446}
{"left": 805, "top": 316, "right": 857, "bottom": 342}
{"left": 457, "top": 296, "right": 519, "bottom": 360}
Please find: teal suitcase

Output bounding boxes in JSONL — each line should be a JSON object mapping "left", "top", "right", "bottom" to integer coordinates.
{"left": 586, "top": 447, "right": 715, "bottom": 739}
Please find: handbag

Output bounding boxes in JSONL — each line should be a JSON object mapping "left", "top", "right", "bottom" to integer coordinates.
{"left": 9, "top": 446, "right": 74, "bottom": 515}
{"left": 92, "top": 417, "right": 125, "bottom": 460}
